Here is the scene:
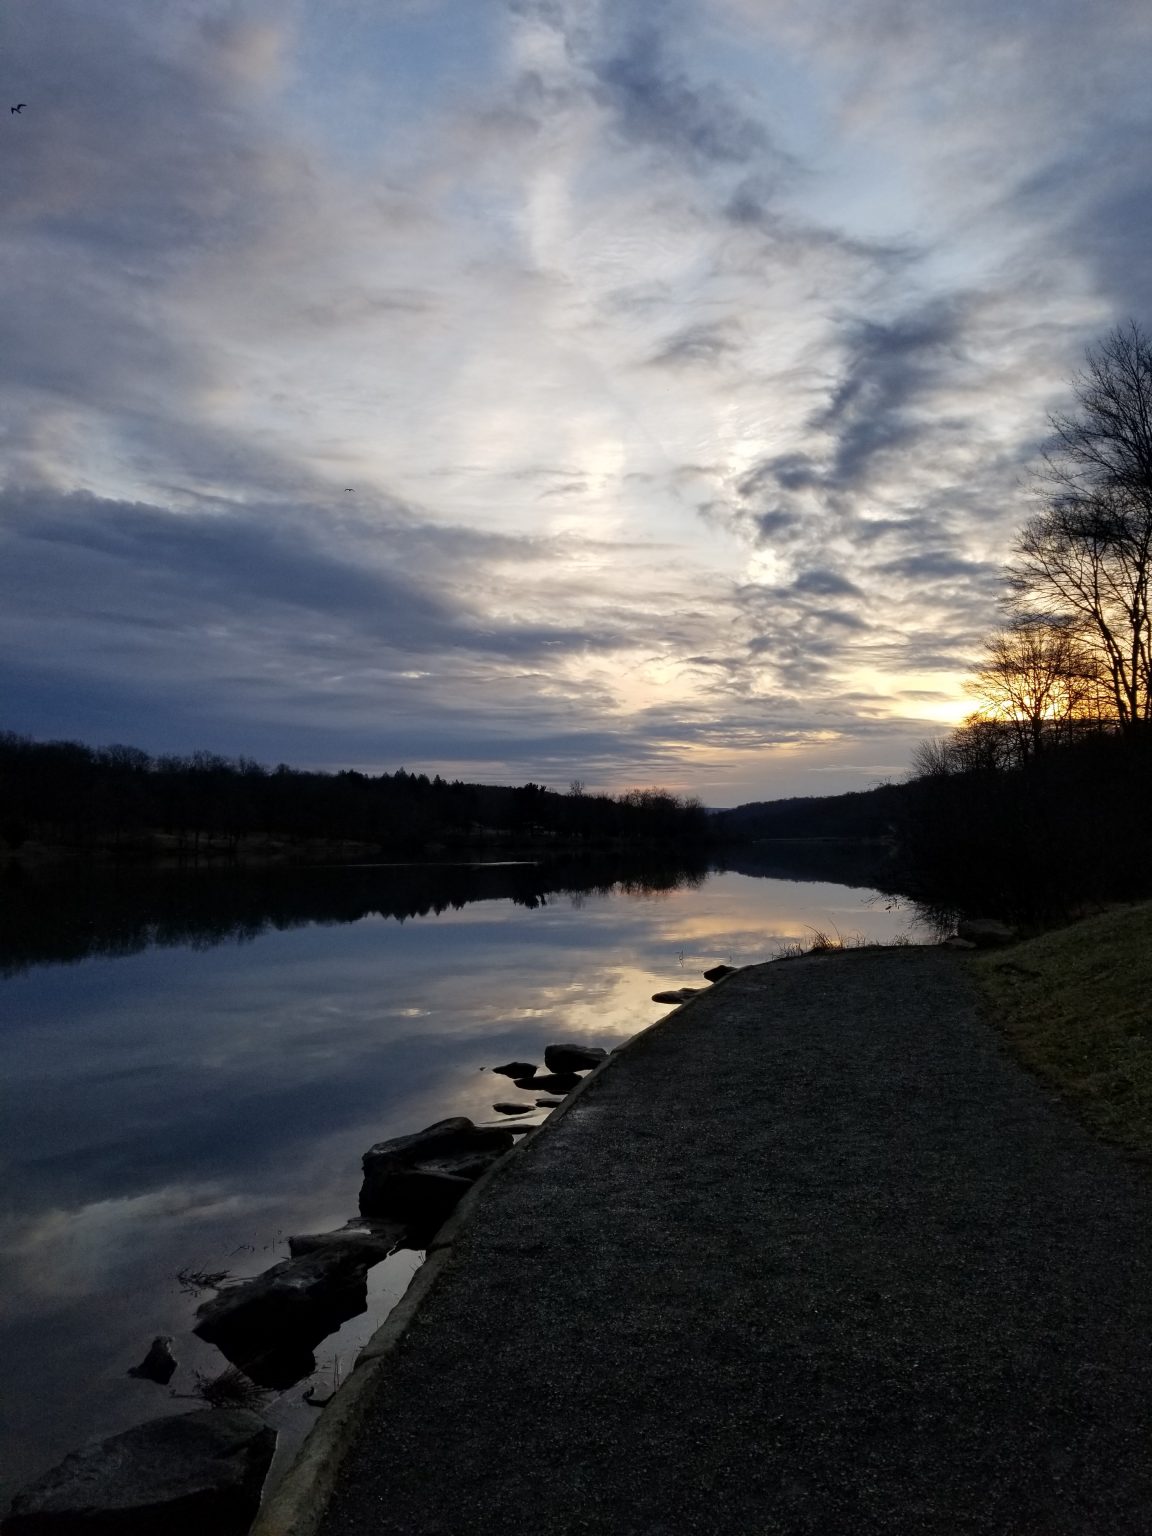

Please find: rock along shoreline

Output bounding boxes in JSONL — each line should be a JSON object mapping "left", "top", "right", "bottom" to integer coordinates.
{"left": 246, "top": 971, "right": 744, "bottom": 1536}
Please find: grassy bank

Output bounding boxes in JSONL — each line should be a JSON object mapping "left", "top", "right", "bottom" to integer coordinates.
{"left": 968, "top": 901, "right": 1152, "bottom": 1160}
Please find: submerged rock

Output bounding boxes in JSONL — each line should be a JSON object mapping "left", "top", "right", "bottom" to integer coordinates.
{"left": 492, "top": 1103, "right": 532, "bottom": 1116}
{"left": 535, "top": 1098, "right": 564, "bottom": 1108}
{"left": 492, "top": 1061, "right": 536, "bottom": 1079}
{"left": 2, "top": 1409, "right": 276, "bottom": 1536}
{"left": 127, "top": 1336, "right": 177, "bottom": 1386}
{"left": 543, "top": 1043, "right": 607, "bottom": 1073}
{"left": 288, "top": 1218, "right": 405, "bottom": 1265}
{"left": 193, "top": 1251, "right": 368, "bottom": 1387}
{"left": 703, "top": 964, "right": 737, "bottom": 981}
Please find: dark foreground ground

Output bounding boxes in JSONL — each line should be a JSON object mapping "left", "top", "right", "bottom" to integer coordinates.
{"left": 309, "top": 949, "right": 1152, "bottom": 1535}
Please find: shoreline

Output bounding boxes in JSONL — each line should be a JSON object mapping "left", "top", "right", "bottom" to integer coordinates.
{"left": 253, "top": 946, "right": 1152, "bottom": 1536}
{"left": 250, "top": 972, "right": 735, "bottom": 1536}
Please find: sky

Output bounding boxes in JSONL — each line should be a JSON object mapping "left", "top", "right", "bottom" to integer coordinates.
{"left": 2, "top": 0, "right": 1151, "bottom": 804}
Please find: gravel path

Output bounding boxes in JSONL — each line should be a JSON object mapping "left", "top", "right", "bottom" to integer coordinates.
{"left": 317, "top": 948, "right": 1152, "bottom": 1535}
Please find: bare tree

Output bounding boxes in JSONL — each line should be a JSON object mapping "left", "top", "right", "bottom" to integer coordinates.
{"left": 964, "top": 619, "right": 1103, "bottom": 759}
{"left": 1009, "top": 323, "right": 1152, "bottom": 731}
{"left": 911, "top": 716, "right": 1016, "bottom": 778}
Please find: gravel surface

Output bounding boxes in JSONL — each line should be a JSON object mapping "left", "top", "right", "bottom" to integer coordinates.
{"left": 319, "top": 948, "right": 1152, "bottom": 1535}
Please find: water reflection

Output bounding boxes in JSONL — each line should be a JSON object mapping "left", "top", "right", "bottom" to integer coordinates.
{"left": 0, "top": 856, "right": 711, "bottom": 976}
{"left": 0, "top": 852, "right": 916, "bottom": 1502}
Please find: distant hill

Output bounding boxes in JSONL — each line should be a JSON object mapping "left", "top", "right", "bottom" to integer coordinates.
{"left": 713, "top": 782, "right": 905, "bottom": 842}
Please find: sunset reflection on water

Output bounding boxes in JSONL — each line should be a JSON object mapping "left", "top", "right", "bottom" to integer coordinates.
{"left": 0, "top": 859, "right": 921, "bottom": 1498}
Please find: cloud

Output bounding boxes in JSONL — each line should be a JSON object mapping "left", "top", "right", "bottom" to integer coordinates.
{"left": 591, "top": 22, "right": 773, "bottom": 169}
{"left": 3, "top": 0, "right": 1149, "bottom": 797}
{"left": 647, "top": 320, "right": 742, "bottom": 368}
{"left": 813, "top": 302, "right": 969, "bottom": 488}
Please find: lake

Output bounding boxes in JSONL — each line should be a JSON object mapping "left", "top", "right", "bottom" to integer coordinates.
{"left": 0, "top": 850, "right": 921, "bottom": 1504}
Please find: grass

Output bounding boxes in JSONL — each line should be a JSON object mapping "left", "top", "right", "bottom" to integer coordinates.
{"left": 967, "top": 901, "right": 1152, "bottom": 1159}
{"left": 175, "top": 1266, "right": 233, "bottom": 1295}
{"left": 181, "top": 1367, "right": 270, "bottom": 1410}
{"left": 775, "top": 925, "right": 916, "bottom": 960}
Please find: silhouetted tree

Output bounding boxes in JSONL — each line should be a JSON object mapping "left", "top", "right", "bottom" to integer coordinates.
{"left": 1010, "top": 323, "right": 1152, "bottom": 732}
{"left": 962, "top": 619, "right": 1104, "bottom": 761}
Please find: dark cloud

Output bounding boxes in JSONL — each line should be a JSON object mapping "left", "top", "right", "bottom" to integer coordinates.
{"left": 592, "top": 25, "right": 773, "bottom": 168}
{"left": 813, "top": 301, "right": 969, "bottom": 489}
{"left": 806, "top": 607, "right": 870, "bottom": 631}
{"left": 744, "top": 454, "right": 821, "bottom": 494}
{"left": 790, "top": 568, "right": 862, "bottom": 599}
{"left": 646, "top": 321, "right": 741, "bottom": 368}
{"left": 0, "top": 488, "right": 642, "bottom": 701}
{"left": 752, "top": 509, "right": 801, "bottom": 541}
{"left": 878, "top": 552, "right": 1000, "bottom": 583}
{"left": 1016, "top": 142, "right": 1152, "bottom": 321}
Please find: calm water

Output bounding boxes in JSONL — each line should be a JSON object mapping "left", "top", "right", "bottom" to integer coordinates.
{"left": 0, "top": 852, "right": 919, "bottom": 1502}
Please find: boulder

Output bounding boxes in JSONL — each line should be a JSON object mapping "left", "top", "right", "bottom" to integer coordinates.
{"left": 412, "top": 1150, "right": 507, "bottom": 1180}
{"left": 287, "top": 1218, "right": 405, "bottom": 1265}
{"left": 492, "top": 1061, "right": 536, "bottom": 1079}
{"left": 651, "top": 988, "right": 700, "bottom": 1004}
{"left": 956, "top": 918, "right": 1017, "bottom": 947}
{"left": 361, "top": 1119, "right": 514, "bottom": 1182}
{"left": 2, "top": 1410, "right": 276, "bottom": 1536}
{"left": 511, "top": 1072, "right": 582, "bottom": 1094}
{"left": 193, "top": 1251, "right": 368, "bottom": 1382}
{"left": 358, "top": 1168, "right": 473, "bottom": 1223}
{"left": 703, "top": 964, "right": 737, "bottom": 982}
{"left": 543, "top": 1043, "right": 607, "bottom": 1073}
{"left": 492, "top": 1103, "right": 532, "bottom": 1116}
{"left": 359, "top": 1130, "right": 511, "bottom": 1219}
{"left": 127, "top": 1336, "right": 177, "bottom": 1386}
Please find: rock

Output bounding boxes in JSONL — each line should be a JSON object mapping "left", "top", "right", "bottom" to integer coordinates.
{"left": 651, "top": 987, "right": 700, "bottom": 1004}
{"left": 362, "top": 1118, "right": 514, "bottom": 1182}
{"left": 193, "top": 1251, "right": 368, "bottom": 1384}
{"left": 492, "top": 1103, "right": 532, "bottom": 1115}
{"left": 359, "top": 1118, "right": 514, "bottom": 1219}
{"left": 956, "top": 918, "right": 1017, "bottom": 947}
{"left": 492, "top": 1061, "right": 536, "bottom": 1078}
{"left": 942, "top": 935, "right": 978, "bottom": 951}
{"left": 127, "top": 1336, "right": 177, "bottom": 1386}
{"left": 543, "top": 1043, "right": 607, "bottom": 1073}
{"left": 2, "top": 1409, "right": 276, "bottom": 1536}
{"left": 511, "top": 1072, "right": 582, "bottom": 1094}
{"left": 703, "top": 964, "right": 737, "bottom": 981}
{"left": 536, "top": 1098, "right": 564, "bottom": 1108}
{"left": 287, "top": 1218, "right": 405, "bottom": 1265}
{"left": 413, "top": 1150, "right": 507, "bottom": 1180}
{"left": 358, "top": 1168, "right": 473, "bottom": 1224}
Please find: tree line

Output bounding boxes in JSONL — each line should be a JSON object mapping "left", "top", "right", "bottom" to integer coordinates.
{"left": 899, "top": 323, "right": 1152, "bottom": 916}
{"left": 0, "top": 733, "right": 709, "bottom": 858}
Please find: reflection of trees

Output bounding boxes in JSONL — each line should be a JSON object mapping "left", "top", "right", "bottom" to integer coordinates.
{"left": 0, "top": 856, "right": 715, "bottom": 976}
{"left": 720, "top": 843, "right": 896, "bottom": 891}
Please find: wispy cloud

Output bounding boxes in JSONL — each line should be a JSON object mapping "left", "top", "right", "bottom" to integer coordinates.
{"left": 1, "top": 0, "right": 1148, "bottom": 798}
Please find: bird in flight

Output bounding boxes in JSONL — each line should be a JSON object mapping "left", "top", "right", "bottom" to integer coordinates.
{"left": 11, "top": 104, "right": 27, "bottom": 114}
{"left": 344, "top": 487, "right": 354, "bottom": 492}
